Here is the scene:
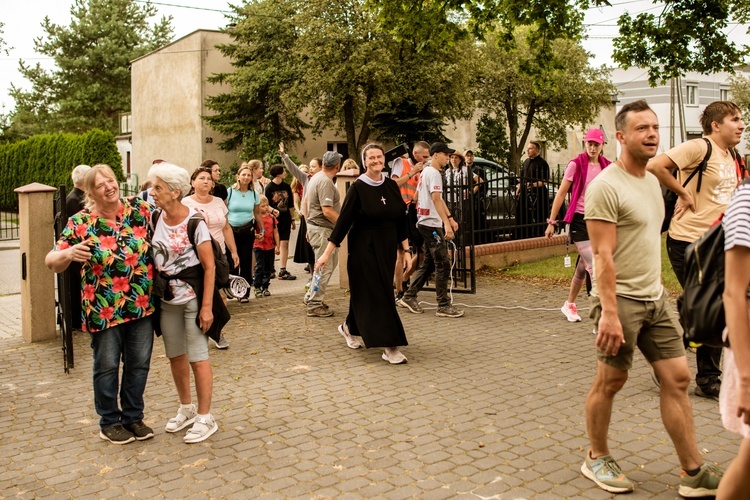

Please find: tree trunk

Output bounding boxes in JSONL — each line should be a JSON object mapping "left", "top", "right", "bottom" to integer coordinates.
{"left": 505, "top": 99, "right": 520, "bottom": 174}
{"left": 355, "top": 92, "right": 373, "bottom": 158}
{"left": 343, "top": 94, "right": 357, "bottom": 162}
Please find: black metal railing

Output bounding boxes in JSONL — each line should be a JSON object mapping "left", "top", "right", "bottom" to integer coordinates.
{"left": 444, "top": 165, "right": 565, "bottom": 245}
{"left": 0, "top": 190, "right": 20, "bottom": 241}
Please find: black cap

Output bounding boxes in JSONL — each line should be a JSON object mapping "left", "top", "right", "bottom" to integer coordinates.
{"left": 429, "top": 142, "right": 455, "bottom": 155}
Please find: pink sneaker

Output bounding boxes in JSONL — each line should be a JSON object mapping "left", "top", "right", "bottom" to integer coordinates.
{"left": 561, "top": 301, "right": 582, "bottom": 322}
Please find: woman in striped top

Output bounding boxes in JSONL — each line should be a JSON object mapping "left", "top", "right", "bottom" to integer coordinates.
{"left": 719, "top": 178, "right": 750, "bottom": 498}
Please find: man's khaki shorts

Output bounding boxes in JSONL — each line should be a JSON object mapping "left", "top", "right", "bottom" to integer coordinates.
{"left": 590, "top": 294, "right": 685, "bottom": 371}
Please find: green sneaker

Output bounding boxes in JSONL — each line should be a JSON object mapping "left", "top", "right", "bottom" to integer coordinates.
{"left": 581, "top": 451, "right": 635, "bottom": 493}
{"left": 678, "top": 463, "right": 722, "bottom": 498}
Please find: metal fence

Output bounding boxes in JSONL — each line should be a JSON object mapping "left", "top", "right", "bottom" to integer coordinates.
{"left": 0, "top": 190, "right": 19, "bottom": 241}
{"left": 444, "top": 164, "right": 565, "bottom": 245}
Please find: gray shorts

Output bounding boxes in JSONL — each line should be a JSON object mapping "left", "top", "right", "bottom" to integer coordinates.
{"left": 159, "top": 298, "right": 209, "bottom": 362}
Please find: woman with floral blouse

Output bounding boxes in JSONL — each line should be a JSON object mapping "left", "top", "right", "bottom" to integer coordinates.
{"left": 46, "top": 164, "right": 156, "bottom": 445}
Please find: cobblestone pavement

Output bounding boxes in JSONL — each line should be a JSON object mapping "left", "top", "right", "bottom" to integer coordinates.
{"left": 0, "top": 262, "right": 738, "bottom": 499}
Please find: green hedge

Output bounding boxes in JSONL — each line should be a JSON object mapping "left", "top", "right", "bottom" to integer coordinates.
{"left": 0, "top": 129, "right": 123, "bottom": 211}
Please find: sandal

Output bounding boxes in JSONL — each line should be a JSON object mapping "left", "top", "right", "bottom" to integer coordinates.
{"left": 239, "top": 297, "right": 250, "bottom": 303}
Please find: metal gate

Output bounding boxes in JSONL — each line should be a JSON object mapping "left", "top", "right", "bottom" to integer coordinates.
{"left": 440, "top": 170, "right": 477, "bottom": 294}
{"left": 54, "top": 186, "right": 74, "bottom": 372}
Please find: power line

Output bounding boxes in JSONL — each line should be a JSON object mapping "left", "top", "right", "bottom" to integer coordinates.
{"left": 133, "top": 0, "right": 232, "bottom": 14}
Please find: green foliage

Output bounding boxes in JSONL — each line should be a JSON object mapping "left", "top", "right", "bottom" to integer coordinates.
{"left": 0, "top": 129, "right": 123, "bottom": 210}
{"left": 205, "top": 0, "right": 305, "bottom": 161}
{"left": 729, "top": 74, "right": 750, "bottom": 143}
{"left": 613, "top": 0, "right": 750, "bottom": 86}
{"left": 3, "top": 0, "right": 173, "bottom": 139}
{"left": 207, "top": 0, "right": 472, "bottom": 160}
{"left": 0, "top": 21, "right": 9, "bottom": 56}
{"left": 370, "top": 100, "right": 449, "bottom": 145}
{"left": 730, "top": 73, "right": 750, "bottom": 121}
{"left": 472, "top": 25, "right": 615, "bottom": 172}
{"left": 475, "top": 113, "right": 511, "bottom": 166}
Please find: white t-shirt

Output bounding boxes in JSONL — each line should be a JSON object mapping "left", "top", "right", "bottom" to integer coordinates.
{"left": 415, "top": 165, "right": 443, "bottom": 228}
{"left": 390, "top": 157, "right": 410, "bottom": 178}
{"left": 152, "top": 208, "right": 211, "bottom": 305}
{"left": 182, "top": 196, "right": 229, "bottom": 252}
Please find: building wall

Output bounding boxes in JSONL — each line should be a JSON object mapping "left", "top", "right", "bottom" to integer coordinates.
{"left": 132, "top": 31, "right": 222, "bottom": 182}
{"left": 199, "top": 31, "right": 246, "bottom": 172}
{"left": 612, "top": 67, "right": 747, "bottom": 155}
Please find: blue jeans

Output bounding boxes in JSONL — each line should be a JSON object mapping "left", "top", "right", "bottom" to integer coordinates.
{"left": 253, "top": 248, "right": 275, "bottom": 290}
{"left": 90, "top": 316, "right": 154, "bottom": 428}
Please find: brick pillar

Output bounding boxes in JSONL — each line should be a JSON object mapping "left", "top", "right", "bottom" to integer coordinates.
{"left": 14, "top": 183, "right": 58, "bottom": 342}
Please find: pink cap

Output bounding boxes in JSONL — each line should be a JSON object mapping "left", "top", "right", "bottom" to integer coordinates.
{"left": 584, "top": 128, "right": 605, "bottom": 144}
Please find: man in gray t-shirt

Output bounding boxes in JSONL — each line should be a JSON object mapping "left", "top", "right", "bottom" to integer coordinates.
{"left": 304, "top": 151, "right": 342, "bottom": 317}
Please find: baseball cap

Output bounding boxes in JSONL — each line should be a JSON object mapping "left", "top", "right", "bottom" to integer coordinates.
{"left": 322, "top": 151, "right": 343, "bottom": 167}
{"left": 429, "top": 142, "right": 455, "bottom": 155}
{"left": 584, "top": 128, "right": 605, "bottom": 145}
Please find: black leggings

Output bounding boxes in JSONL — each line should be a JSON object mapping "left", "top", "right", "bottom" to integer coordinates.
{"left": 233, "top": 228, "right": 254, "bottom": 298}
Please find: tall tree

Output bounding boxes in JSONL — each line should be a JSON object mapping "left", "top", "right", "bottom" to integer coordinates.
{"left": 289, "top": 0, "right": 471, "bottom": 156}
{"left": 613, "top": 0, "right": 750, "bottom": 85}
{"left": 5, "top": 0, "right": 172, "bottom": 138}
{"left": 204, "top": 0, "right": 306, "bottom": 162}
{"left": 206, "top": 0, "right": 472, "bottom": 161}
{"left": 370, "top": 99, "right": 449, "bottom": 146}
{"left": 0, "top": 22, "right": 9, "bottom": 56}
{"left": 729, "top": 74, "right": 750, "bottom": 140}
{"left": 472, "top": 25, "right": 615, "bottom": 172}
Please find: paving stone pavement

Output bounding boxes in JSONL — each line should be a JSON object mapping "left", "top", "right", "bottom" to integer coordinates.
{"left": 0, "top": 264, "right": 739, "bottom": 499}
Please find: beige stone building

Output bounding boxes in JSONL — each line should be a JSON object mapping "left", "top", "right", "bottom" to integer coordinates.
{"left": 131, "top": 29, "right": 350, "bottom": 183}
{"left": 131, "top": 29, "right": 616, "bottom": 182}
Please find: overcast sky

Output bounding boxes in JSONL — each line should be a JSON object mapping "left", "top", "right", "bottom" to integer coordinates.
{"left": 1, "top": 1, "right": 748, "bottom": 113}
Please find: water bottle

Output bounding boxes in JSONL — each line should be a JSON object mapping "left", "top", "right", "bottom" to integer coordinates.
{"left": 432, "top": 230, "right": 441, "bottom": 243}
{"left": 311, "top": 268, "right": 322, "bottom": 292}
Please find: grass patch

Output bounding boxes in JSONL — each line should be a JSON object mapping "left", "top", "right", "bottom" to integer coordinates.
{"left": 483, "top": 234, "right": 680, "bottom": 296}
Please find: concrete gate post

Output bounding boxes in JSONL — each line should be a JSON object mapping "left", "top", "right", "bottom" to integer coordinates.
{"left": 14, "top": 183, "right": 58, "bottom": 342}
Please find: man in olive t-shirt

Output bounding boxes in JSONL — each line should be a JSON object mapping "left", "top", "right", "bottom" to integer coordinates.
{"left": 580, "top": 100, "right": 721, "bottom": 496}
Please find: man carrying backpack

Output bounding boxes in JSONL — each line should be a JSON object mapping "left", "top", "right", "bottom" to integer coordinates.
{"left": 648, "top": 101, "right": 746, "bottom": 401}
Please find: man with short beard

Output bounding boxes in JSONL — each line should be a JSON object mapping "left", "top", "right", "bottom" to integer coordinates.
{"left": 581, "top": 99, "right": 722, "bottom": 496}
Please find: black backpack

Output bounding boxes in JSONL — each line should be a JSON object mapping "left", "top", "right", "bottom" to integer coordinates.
{"left": 152, "top": 210, "right": 230, "bottom": 289}
{"left": 680, "top": 177, "right": 750, "bottom": 348}
{"left": 661, "top": 138, "right": 711, "bottom": 233}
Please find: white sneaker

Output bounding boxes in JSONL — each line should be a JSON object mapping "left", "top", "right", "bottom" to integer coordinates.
{"left": 382, "top": 348, "right": 408, "bottom": 364}
{"left": 184, "top": 414, "right": 218, "bottom": 443}
{"left": 165, "top": 403, "right": 196, "bottom": 433}
{"left": 338, "top": 323, "right": 362, "bottom": 349}
{"left": 561, "top": 301, "right": 582, "bottom": 322}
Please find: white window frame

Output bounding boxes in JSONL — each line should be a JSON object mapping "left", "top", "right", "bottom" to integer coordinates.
{"left": 685, "top": 83, "right": 698, "bottom": 106}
